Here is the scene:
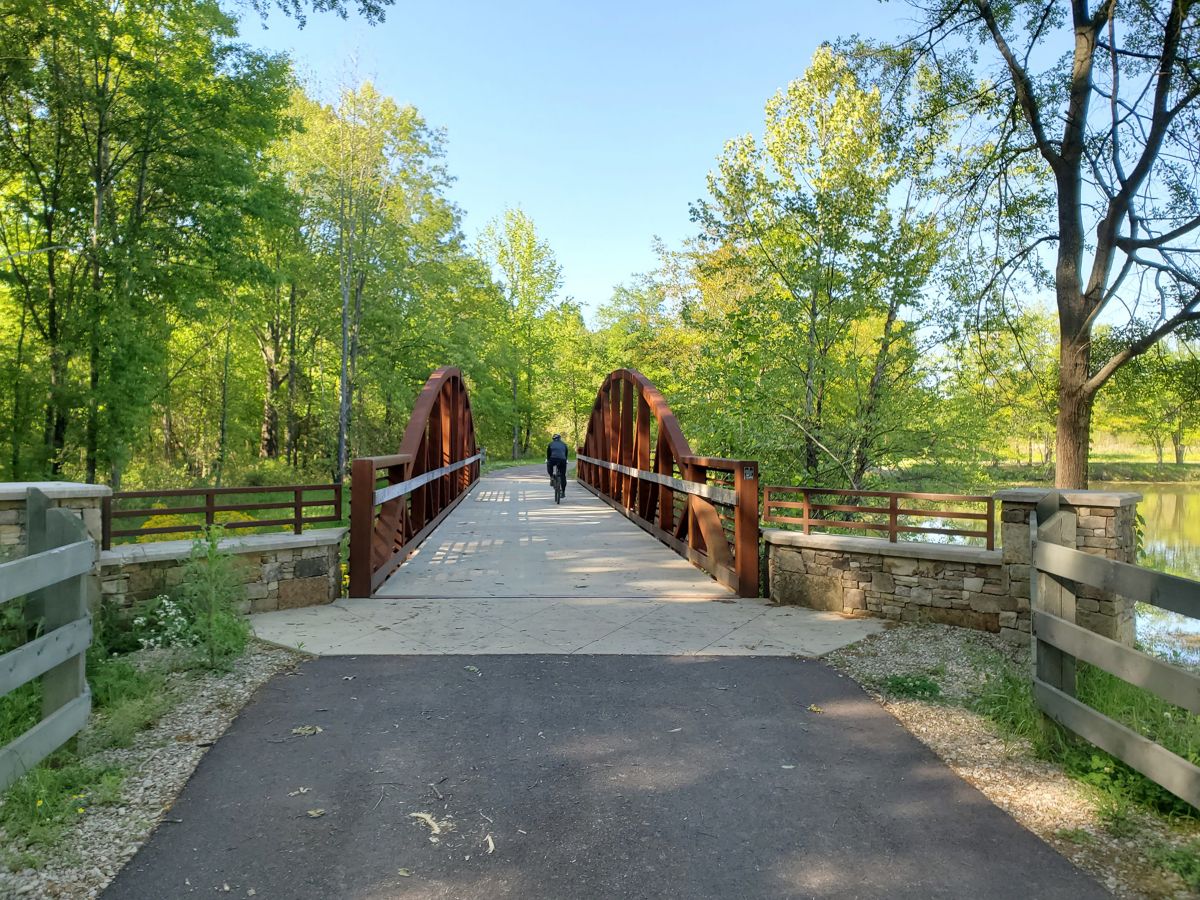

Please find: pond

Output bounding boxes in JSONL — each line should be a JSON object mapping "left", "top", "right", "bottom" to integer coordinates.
{"left": 1101, "top": 482, "right": 1200, "bottom": 667}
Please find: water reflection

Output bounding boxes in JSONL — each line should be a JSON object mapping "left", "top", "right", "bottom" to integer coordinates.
{"left": 1104, "top": 482, "right": 1200, "bottom": 667}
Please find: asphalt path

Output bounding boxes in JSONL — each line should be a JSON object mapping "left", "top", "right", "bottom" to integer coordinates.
{"left": 105, "top": 655, "right": 1106, "bottom": 899}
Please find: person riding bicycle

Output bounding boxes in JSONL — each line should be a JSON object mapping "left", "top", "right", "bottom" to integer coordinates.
{"left": 546, "top": 433, "right": 568, "bottom": 494}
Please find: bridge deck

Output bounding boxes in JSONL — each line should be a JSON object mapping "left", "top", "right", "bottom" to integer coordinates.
{"left": 251, "top": 465, "right": 883, "bottom": 655}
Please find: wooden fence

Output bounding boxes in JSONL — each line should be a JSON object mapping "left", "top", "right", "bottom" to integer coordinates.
{"left": 102, "top": 483, "right": 342, "bottom": 549}
{"left": 1030, "top": 491, "right": 1200, "bottom": 809}
{"left": 0, "top": 489, "right": 94, "bottom": 792}
{"left": 762, "top": 486, "right": 995, "bottom": 549}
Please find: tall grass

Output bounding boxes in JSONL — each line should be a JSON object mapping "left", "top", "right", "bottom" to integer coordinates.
{"left": 973, "top": 653, "right": 1200, "bottom": 818}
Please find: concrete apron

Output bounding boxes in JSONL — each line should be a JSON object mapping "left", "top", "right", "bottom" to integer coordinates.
{"left": 251, "top": 466, "right": 884, "bottom": 656}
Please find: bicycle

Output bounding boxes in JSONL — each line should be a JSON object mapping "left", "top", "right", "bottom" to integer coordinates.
{"left": 552, "top": 468, "right": 566, "bottom": 504}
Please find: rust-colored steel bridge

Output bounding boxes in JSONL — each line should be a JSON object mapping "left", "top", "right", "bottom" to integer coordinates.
{"left": 348, "top": 366, "right": 760, "bottom": 599}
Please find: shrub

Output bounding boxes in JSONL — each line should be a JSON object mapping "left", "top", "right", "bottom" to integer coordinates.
{"left": 179, "top": 527, "right": 249, "bottom": 669}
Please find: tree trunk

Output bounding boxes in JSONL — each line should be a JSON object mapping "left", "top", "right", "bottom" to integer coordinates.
{"left": 215, "top": 324, "right": 232, "bottom": 488}
{"left": 10, "top": 302, "right": 28, "bottom": 479}
{"left": 285, "top": 282, "right": 299, "bottom": 466}
{"left": 511, "top": 373, "right": 520, "bottom": 459}
{"left": 1054, "top": 322, "right": 1092, "bottom": 489}
{"left": 1171, "top": 428, "right": 1184, "bottom": 465}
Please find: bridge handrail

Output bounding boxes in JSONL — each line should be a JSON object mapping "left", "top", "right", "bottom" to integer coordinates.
{"left": 575, "top": 454, "right": 738, "bottom": 506}
{"left": 763, "top": 485, "right": 995, "bottom": 549}
{"left": 102, "top": 483, "right": 343, "bottom": 549}
{"left": 576, "top": 369, "right": 759, "bottom": 597}
{"left": 348, "top": 367, "right": 480, "bottom": 597}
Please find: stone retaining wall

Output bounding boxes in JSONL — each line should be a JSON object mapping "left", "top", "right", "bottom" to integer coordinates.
{"left": 766, "top": 488, "right": 1141, "bottom": 645}
{"left": 765, "top": 533, "right": 1016, "bottom": 638}
{"left": 100, "top": 530, "right": 346, "bottom": 614}
{"left": 0, "top": 482, "right": 110, "bottom": 559}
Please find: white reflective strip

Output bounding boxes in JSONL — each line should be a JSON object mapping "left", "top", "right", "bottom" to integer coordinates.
{"left": 576, "top": 454, "right": 737, "bottom": 506}
{"left": 373, "top": 453, "right": 483, "bottom": 506}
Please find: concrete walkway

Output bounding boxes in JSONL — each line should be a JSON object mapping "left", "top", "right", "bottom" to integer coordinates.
{"left": 106, "top": 656, "right": 1106, "bottom": 899}
{"left": 251, "top": 466, "right": 884, "bottom": 656}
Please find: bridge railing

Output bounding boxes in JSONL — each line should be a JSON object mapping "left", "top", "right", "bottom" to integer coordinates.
{"left": 576, "top": 369, "right": 759, "bottom": 597}
{"left": 101, "top": 483, "right": 342, "bottom": 548}
{"left": 1030, "top": 491, "right": 1200, "bottom": 809}
{"left": 348, "top": 367, "right": 481, "bottom": 597}
{"left": 762, "top": 486, "right": 995, "bottom": 549}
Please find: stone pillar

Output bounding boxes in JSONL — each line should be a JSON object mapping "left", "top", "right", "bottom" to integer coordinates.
{"left": 0, "top": 482, "right": 111, "bottom": 559}
{"left": 996, "top": 488, "right": 1141, "bottom": 645}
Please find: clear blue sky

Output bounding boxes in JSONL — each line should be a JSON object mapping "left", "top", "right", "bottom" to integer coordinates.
{"left": 246, "top": 1, "right": 916, "bottom": 319}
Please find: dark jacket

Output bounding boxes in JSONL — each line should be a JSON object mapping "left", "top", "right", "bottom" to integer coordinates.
{"left": 547, "top": 438, "right": 569, "bottom": 462}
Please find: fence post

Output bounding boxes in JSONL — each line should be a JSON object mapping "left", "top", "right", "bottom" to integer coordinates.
{"left": 293, "top": 488, "right": 303, "bottom": 535}
{"left": 349, "top": 460, "right": 375, "bottom": 598}
{"left": 733, "top": 461, "right": 760, "bottom": 597}
{"left": 888, "top": 494, "right": 899, "bottom": 543}
{"left": 205, "top": 490, "right": 215, "bottom": 530}
{"left": 24, "top": 488, "right": 52, "bottom": 627}
{"left": 39, "top": 504, "right": 90, "bottom": 717}
{"left": 101, "top": 495, "right": 112, "bottom": 551}
{"left": 1032, "top": 491, "right": 1078, "bottom": 698}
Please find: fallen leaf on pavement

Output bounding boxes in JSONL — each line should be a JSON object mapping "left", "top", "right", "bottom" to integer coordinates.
{"left": 288, "top": 787, "right": 310, "bottom": 796}
{"left": 292, "top": 725, "right": 324, "bottom": 736}
{"left": 397, "top": 868, "right": 412, "bottom": 877}
{"left": 306, "top": 809, "right": 325, "bottom": 818}
{"left": 807, "top": 704, "right": 824, "bottom": 714}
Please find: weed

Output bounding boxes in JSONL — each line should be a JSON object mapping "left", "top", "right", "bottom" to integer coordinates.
{"left": 1150, "top": 839, "right": 1200, "bottom": 891}
{"left": 1095, "top": 792, "right": 1138, "bottom": 837}
{"left": 180, "top": 527, "right": 249, "bottom": 669}
{"left": 131, "top": 594, "right": 198, "bottom": 651}
{"left": 883, "top": 674, "right": 942, "bottom": 699}
{"left": 1053, "top": 827, "right": 1095, "bottom": 844}
{"left": 0, "top": 756, "right": 124, "bottom": 852}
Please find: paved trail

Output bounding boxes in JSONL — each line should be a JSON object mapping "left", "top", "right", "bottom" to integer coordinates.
{"left": 106, "top": 466, "right": 1105, "bottom": 898}
{"left": 252, "top": 466, "right": 883, "bottom": 656}
{"left": 106, "top": 656, "right": 1103, "bottom": 899}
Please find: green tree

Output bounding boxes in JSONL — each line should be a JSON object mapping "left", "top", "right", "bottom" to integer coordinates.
{"left": 1100, "top": 341, "right": 1200, "bottom": 465}
{"left": 887, "top": 0, "right": 1200, "bottom": 487}
{"left": 478, "top": 209, "right": 562, "bottom": 458}
{"left": 688, "top": 46, "right": 949, "bottom": 487}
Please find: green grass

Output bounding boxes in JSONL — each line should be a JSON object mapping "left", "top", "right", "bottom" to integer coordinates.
{"left": 0, "top": 647, "right": 173, "bottom": 869}
{"left": 1150, "top": 839, "right": 1200, "bottom": 891}
{"left": 883, "top": 673, "right": 943, "bottom": 699}
{"left": 1, "top": 584, "right": 242, "bottom": 868}
{"left": 0, "top": 757, "right": 124, "bottom": 867}
{"left": 971, "top": 654, "right": 1200, "bottom": 819}
{"left": 1054, "top": 827, "right": 1096, "bottom": 845}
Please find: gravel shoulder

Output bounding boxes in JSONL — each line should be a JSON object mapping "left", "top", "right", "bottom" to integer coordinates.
{"left": 0, "top": 640, "right": 303, "bottom": 899}
{"left": 825, "top": 624, "right": 1200, "bottom": 899}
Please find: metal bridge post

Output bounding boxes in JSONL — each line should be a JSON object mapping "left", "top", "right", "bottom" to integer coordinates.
{"left": 349, "top": 458, "right": 375, "bottom": 598}
{"left": 734, "top": 460, "right": 760, "bottom": 597}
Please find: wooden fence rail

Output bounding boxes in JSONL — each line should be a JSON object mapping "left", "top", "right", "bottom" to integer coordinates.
{"left": 101, "top": 483, "right": 342, "bottom": 549}
{"left": 1030, "top": 491, "right": 1200, "bottom": 809}
{"left": 762, "top": 486, "right": 995, "bottom": 549}
{"left": 0, "top": 489, "right": 94, "bottom": 792}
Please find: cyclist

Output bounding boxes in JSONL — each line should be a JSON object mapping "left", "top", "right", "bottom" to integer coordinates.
{"left": 546, "top": 433, "right": 568, "bottom": 496}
